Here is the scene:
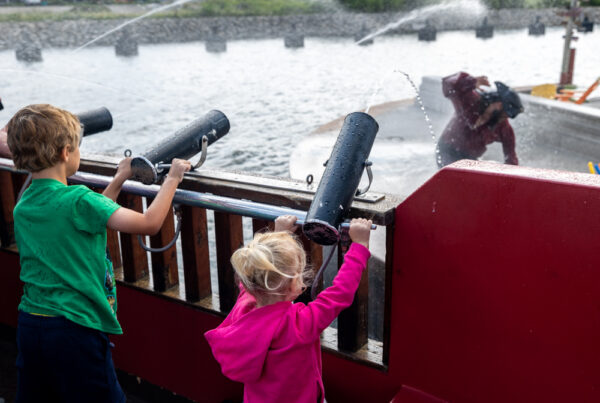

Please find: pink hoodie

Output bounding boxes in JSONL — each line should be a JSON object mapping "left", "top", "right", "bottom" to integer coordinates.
{"left": 205, "top": 243, "right": 370, "bottom": 403}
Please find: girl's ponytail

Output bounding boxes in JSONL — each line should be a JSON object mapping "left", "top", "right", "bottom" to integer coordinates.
{"left": 231, "top": 231, "right": 309, "bottom": 299}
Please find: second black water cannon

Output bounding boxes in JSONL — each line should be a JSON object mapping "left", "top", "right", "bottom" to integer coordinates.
{"left": 131, "top": 110, "right": 230, "bottom": 184}
{"left": 303, "top": 111, "right": 379, "bottom": 245}
{"left": 77, "top": 107, "right": 113, "bottom": 136}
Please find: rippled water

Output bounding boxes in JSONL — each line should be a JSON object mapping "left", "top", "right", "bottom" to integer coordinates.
{"left": 1, "top": 26, "right": 599, "bottom": 177}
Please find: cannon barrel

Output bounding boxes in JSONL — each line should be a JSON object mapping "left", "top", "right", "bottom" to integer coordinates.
{"left": 131, "top": 110, "right": 230, "bottom": 184}
{"left": 77, "top": 107, "right": 113, "bottom": 136}
{"left": 303, "top": 112, "right": 379, "bottom": 245}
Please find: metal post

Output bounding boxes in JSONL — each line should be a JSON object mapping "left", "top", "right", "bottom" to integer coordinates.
{"left": 560, "top": 0, "right": 579, "bottom": 85}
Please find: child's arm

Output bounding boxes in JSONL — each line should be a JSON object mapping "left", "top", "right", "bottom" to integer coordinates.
{"left": 0, "top": 126, "right": 11, "bottom": 158}
{"left": 106, "top": 158, "right": 191, "bottom": 235}
{"left": 294, "top": 218, "right": 371, "bottom": 342}
{"left": 102, "top": 157, "right": 132, "bottom": 202}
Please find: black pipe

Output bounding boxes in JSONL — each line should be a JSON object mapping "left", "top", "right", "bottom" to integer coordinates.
{"left": 77, "top": 107, "right": 113, "bottom": 136}
{"left": 303, "top": 112, "right": 378, "bottom": 245}
{"left": 131, "top": 110, "right": 230, "bottom": 184}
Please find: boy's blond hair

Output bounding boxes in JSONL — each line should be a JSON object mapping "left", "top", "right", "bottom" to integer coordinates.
{"left": 231, "top": 231, "right": 312, "bottom": 304}
{"left": 6, "top": 104, "right": 80, "bottom": 172}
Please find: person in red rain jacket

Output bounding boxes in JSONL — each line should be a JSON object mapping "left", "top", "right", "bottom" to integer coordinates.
{"left": 436, "top": 71, "right": 521, "bottom": 168}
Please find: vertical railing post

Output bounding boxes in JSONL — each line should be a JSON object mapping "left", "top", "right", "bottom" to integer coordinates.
{"left": 180, "top": 205, "right": 211, "bottom": 302}
{"left": 252, "top": 218, "right": 272, "bottom": 235}
{"left": 149, "top": 204, "right": 179, "bottom": 292}
{"left": 337, "top": 244, "right": 369, "bottom": 352}
{"left": 117, "top": 193, "right": 148, "bottom": 282}
{"left": 89, "top": 187, "right": 123, "bottom": 274}
{"left": 106, "top": 228, "right": 122, "bottom": 270}
{"left": 214, "top": 212, "right": 243, "bottom": 312}
{"left": 296, "top": 234, "right": 323, "bottom": 304}
{"left": 0, "top": 171, "right": 16, "bottom": 247}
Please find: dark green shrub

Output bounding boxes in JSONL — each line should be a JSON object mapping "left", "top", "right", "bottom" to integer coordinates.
{"left": 337, "top": 0, "right": 407, "bottom": 12}
{"left": 482, "top": 0, "right": 526, "bottom": 9}
{"left": 539, "top": 0, "right": 570, "bottom": 6}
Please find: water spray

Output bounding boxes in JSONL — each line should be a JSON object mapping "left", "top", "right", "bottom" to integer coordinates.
{"left": 355, "top": 0, "right": 486, "bottom": 45}
{"left": 73, "top": 0, "right": 194, "bottom": 53}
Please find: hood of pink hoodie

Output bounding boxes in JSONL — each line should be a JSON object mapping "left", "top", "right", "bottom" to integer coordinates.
{"left": 205, "top": 297, "right": 290, "bottom": 383}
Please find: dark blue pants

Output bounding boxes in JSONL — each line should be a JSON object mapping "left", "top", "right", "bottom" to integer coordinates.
{"left": 16, "top": 311, "right": 126, "bottom": 403}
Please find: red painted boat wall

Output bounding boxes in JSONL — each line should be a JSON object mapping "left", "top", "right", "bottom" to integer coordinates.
{"left": 388, "top": 161, "right": 600, "bottom": 402}
{"left": 110, "top": 286, "right": 243, "bottom": 403}
{"left": 0, "top": 251, "right": 21, "bottom": 328}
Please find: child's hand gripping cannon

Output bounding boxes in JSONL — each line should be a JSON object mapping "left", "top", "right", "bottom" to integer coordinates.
{"left": 128, "top": 110, "right": 230, "bottom": 252}
{"left": 302, "top": 111, "right": 379, "bottom": 298}
{"left": 130, "top": 110, "right": 230, "bottom": 185}
{"left": 303, "top": 111, "right": 379, "bottom": 246}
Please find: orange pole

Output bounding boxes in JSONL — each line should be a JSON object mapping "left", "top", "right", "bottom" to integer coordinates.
{"left": 575, "top": 77, "right": 600, "bottom": 104}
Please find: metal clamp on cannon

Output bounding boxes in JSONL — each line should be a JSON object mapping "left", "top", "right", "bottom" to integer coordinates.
{"left": 129, "top": 110, "right": 230, "bottom": 185}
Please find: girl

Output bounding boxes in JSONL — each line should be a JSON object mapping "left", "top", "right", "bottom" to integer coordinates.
{"left": 205, "top": 215, "right": 372, "bottom": 403}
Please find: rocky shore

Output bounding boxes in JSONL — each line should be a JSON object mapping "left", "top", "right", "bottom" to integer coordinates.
{"left": 0, "top": 7, "right": 598, "bottom": 50}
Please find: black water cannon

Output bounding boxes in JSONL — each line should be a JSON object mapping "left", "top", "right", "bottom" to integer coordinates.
{"left": 303, "top": 112, "right": 379, "bottom": 246}
{"left": 479, "top": 81, "right": 524, "bottom": 119}
{"left": 77, "top": 107, "right": 113, "bottom": 136}
{"left": 130, "top": 110, "right": 230, "bottom": 185}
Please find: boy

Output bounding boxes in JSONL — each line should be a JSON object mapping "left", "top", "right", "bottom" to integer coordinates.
{"left": 6, "top": 104, "right": 191, "bottom": 402}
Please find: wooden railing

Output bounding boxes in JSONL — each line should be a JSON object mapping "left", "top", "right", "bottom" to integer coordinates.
{"left": 0, "top": 155, "right": 399, "bottom": 368}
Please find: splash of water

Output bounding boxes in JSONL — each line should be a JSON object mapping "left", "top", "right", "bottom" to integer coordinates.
{"left": 364, "top": 70, "right": 396, "bottom": 114}
{"left": 73, "top": 0, "right": 195, "bottom": 52}
{"left": 394, "top": 70, "right": 436, "bottom": 144}
{"left": 355, "top": 0, "right": 486, "bottom": 45}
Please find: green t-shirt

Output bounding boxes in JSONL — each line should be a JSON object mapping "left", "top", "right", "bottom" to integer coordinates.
{"left": 14, "top": 178, "right": 122, "bottom": 334}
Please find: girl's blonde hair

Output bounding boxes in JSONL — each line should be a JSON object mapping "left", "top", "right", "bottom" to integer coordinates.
{"left": 7, "top": 104, "right": 80, "bottom": 172}
{"left": 231, "top": 231, "right": 312, "bottom": 303}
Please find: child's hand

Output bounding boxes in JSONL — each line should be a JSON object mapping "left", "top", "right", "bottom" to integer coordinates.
{"left": 168, "top": 158, "right": 192, "bottom": 183}
{"left": 274, "top": 215, "right": 298, "bottom": 233}
{"left": 115, "top": 157, "right": 133, "bottom": 179}
{"left": 349, "top": 218, "right": 372, "bottom": 249}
